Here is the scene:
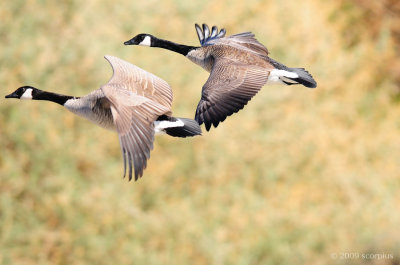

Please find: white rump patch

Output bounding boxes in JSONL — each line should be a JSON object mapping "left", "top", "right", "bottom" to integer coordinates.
{"left": 154, "top": 119, "right": 185, "bottom": 135}
{"left": 139, "top": 36, "right": 152, "bottom": 47}
{"left": 267, "top": 69, "right": 299, "bottom": 84}
{"left": 20, "top": 88, "right": 33, "bottom": 100}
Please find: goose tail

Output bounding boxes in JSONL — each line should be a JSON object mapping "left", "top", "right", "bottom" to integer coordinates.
{"left": 283, "top": 68, "right": 317, "bottom": 88}
{"left": 155, "top": 116, "right": 202, "bottom": 137}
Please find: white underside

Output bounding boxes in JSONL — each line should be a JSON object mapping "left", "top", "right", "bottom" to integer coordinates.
{"left": 267, "top": 69, "right": 299, "bottom": 85}
{"left": 154, "top": 119, "right": 184, "bottom": 135}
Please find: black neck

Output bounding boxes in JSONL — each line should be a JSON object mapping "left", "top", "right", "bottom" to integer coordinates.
{"left": 34, "top": 90, "right": 75, "bottom": 105}
{"left": 152, "top": 37, "right": 198, "bottom": 56}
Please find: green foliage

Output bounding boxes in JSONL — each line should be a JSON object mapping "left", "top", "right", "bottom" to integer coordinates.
{"left": 1, "top": 1, "right": 400, "bottom": 264}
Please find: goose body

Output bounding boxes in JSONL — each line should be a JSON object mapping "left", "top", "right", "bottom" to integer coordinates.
{"left": 63, "top": 90, "right": 114, "bottom": 130}
{"left": 5, "top": 55, "right": 202, "bottom": 181}
{"left": 125, "top": 24, "right": 317, "bottom": 131}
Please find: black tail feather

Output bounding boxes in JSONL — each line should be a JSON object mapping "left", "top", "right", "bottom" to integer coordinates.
{"left": 286, "top": 68, "right": 317, "bottom": 88}
{"left": 165, "top": 117, "right": 202, "bottom": 138}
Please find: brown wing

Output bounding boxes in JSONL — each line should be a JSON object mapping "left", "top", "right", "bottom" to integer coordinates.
{"left": 226, "top": 32, "right": 269, "bottom": 56}
{"left": 104, "top": 55, "right": 173, "bottom": 110}
{"left": 196, "top": 24, "right": 268, "bottom": 56}
{"left": 102, "top": 83, "right": 170, "bottom": 181}
{"left": 206, "top": 31, "right": 269, "bottom": 57}
{"left": 195, "top": 59, "right": 269, "bottom": 131}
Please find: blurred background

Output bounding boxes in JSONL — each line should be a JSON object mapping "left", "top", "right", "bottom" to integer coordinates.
{"left": 1, "top": 0, "right": 400, "bottom": 264}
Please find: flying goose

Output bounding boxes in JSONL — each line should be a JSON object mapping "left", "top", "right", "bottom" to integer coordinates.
{"left": 124, "top": 23, "right": 317, "bottom": 131}
{"left": 5, "top": 55, "right": 202, "bottom": 181}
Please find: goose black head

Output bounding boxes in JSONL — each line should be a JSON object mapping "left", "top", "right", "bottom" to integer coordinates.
{"left": 124, "top": 34, "right": 154, "bottom": 47}
{"left": 5, "top": 86, "right": 38, "bottom": 100}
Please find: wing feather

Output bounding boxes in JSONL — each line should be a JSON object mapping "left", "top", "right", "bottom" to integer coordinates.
{"left": 226, "top": 32, "right": 269, "bottom": 56}
{"left": 99, "top": 56, "right": 175, "bottom": 180}
{"left": 195, "top": 59, "right": 269, "bottom": 130}
{"left": 103, "top": 55, "right": 173, "bottom": 110}
{"left": 103, "top": 84, "right": 169, "bottom": 180}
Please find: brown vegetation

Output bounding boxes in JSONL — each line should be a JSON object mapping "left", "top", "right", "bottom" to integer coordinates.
{"left": 1, "top": 1, "right": 399, "bottom": 264}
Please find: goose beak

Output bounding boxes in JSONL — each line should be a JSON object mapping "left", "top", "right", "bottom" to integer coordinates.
{"left": 5, "top": 92, "right": 18, "bottom": 99}
{"left": 124, "top": 39, "right": 133, "bottom": 45}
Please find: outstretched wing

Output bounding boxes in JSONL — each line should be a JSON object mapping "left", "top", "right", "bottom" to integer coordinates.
{"left": 226, "top": 32, "right": 269, "bottom": 56}
{"left": 195, "top": 23, "right": 226, "bottom": 46}
{"left": 195, "top": 24, "right": 269, "bottom": 56}
{"left": 195, "top": 58, "right": 270, "bottom": 131}
{"left": 104, "top": 55, "right": 173, "bottom": 110}
{"left": 101, "top": 83, "right": 169, "bottom": 181}
{"left": 101, "top": 56, "right": 173, "bottom": 180}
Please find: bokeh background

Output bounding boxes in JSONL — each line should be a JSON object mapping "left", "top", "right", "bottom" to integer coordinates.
{"left": 1, "top": 0, "right": 400, "bottom": 264}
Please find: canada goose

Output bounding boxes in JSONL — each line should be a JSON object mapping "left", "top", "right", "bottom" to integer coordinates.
{"left": 125, "top": 23, "right": 317, "bottom": 131}
{"left": 5, "top": 55, "right": 202, "bottom": 181}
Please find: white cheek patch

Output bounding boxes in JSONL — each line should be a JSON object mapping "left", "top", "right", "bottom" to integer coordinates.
{"left": 20, "top": 89, "right": 33, "bottom": 100}
{"left": 139, "top": 36, "right": 152, "bottom": 46}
